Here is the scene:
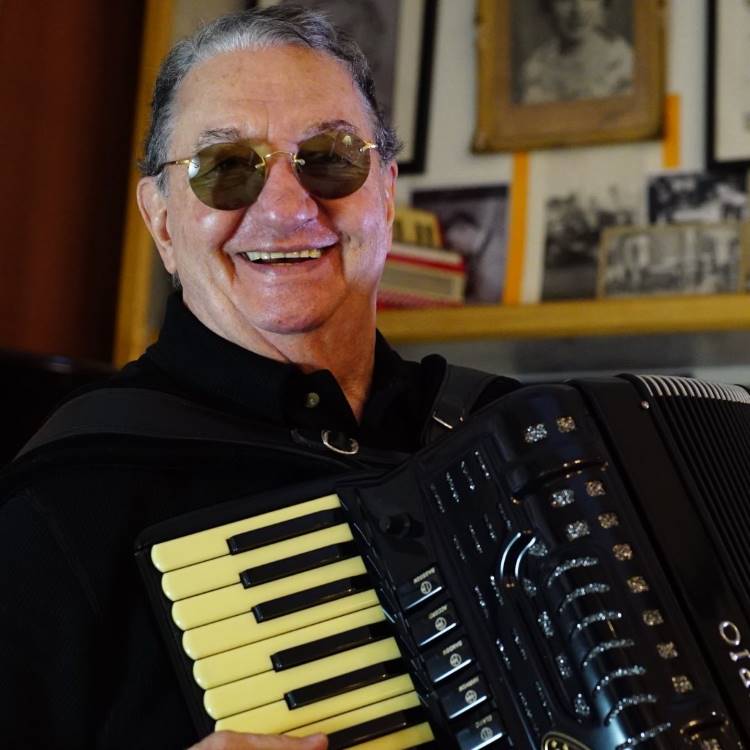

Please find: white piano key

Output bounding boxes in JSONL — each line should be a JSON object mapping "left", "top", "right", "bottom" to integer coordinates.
{"left": 194, "top": 604, "right": 386, "bottom": 689}
{"left": 172, "top": 557, "right": 368, "bottom": 630}
{"left": 182, "top": 590, "right": 380, "bottom": 660}
{"left": 162, "top": 524, "right": 354, "bottom": 601}
{"left": 204, "top": 638, "right": 402, "bottom": 719}
{"left": 289, "top": 691, "right": 423, "bottom": 739}
{"left": 214, "top": 674, "right": 416, "bottom": 734}
{"left": 151, "top": 494, "right": 341, "bottom": 572}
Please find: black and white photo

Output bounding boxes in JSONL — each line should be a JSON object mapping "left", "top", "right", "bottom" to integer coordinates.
{"left": 475, "top": 0, "right": 662, "bottom": 152}
{"left": 411, "top": 185, "right": 509, "bottom": 304}
{"left": 541, "top": 185, "right": 637, "bottom": 300}
{"left": 511, "top": 0, "right": 635, "bottom": 105}
{"left": 599, "top": 224, "right": 744, "bottom": 297}
{"left": 647, "top": 171, "right": 748, "bottom": 224}
{"left": 253, "top": 0, "right": 437, "bottom": 172}
{"left": 273, "top": 0, "right": 399, "bottom": 122}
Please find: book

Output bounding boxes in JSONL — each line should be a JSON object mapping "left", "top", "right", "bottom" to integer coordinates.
{"left": 378, "top": 242, "right": 466, "bottom": 308}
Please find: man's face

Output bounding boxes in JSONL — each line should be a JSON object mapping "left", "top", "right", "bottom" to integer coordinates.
{"left": 549, "top": 0, "right": 605, "bottom": 44}
{"left": 138, "top": 45, "right": 396, "bottom": 350}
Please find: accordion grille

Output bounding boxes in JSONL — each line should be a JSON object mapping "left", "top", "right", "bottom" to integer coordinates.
{"left": 636, "top": 375, "right": 750, "bottom": 607}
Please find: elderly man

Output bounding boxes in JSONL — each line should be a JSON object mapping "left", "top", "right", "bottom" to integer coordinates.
{"left": 0, "top": 7, "right": 515, "bottom": 749}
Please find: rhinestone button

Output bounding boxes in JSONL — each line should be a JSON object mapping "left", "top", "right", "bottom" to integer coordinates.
{"left": 656, "top": 642, "right": 678, "bottom": 659}
{"left": 613, "top": 543, "right": 633, "bottom": 561}
{"left": 551, "top": 488, "right": 575, "bottom": 508}
{"left": 565, "top": 520, "right": 590, "bottom": 541}
{"left": 672, "top": 675, "right": 694, "bottom": 693}
{"left": 556, "top": 416, "right": 576, "bottom": 432}
{"left": 598, "top": 512, "right": 619, "bottom": 528}
{"left": 304, "top": 392, "right": 320, "bottom": 408}
{"left": 586, "top": 480, "right": 606, "bottom": 497}
{"left": 525, "top": 423, "right": 548, "bottom": 443}
{"left": 643, "top": 609, "right": 664, "bottom": 626}
{"left": 627, "top": 576, "right": 649, "bottom": 593}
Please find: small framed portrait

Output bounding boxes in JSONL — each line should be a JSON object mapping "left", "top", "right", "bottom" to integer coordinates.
{"left": 706, "top": 0, "right": 750, "bottom": 171}
{"left": 411, "top": 185, "right": 510, "bottom": 304}
{"left": 251, "top": 0, "right": 437, "bottom": 173}
{"left": 647, "top": 171, "right": 749, "bottom": 224}
{"left": 598, "top": 223, "right": 746, "bottom": 298}
{"left": 474, "top": 0, "right": 665, "bottom": 152}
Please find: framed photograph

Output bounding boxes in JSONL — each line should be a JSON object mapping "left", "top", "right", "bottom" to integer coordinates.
{"left": 647, "top": 171, "right": 749, "bottom": 224}
{"left": 411, "top": 185, "right": 510, "bottom": 304}
{"left": 521, "top": 142, "right": 658, "bottom": 302}
{"left": 706, "top": 0, "right": 750, "bottom": 171}
{"left": 598, "top": 223, "right": 746, "bottom": 298}
{"left": 474, "top": 0, "right": 664, "bottom": 152}
{"left": 251, "top": 0, "right": 437, "bottom": 173}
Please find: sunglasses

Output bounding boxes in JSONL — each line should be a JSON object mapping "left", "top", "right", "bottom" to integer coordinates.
{"left": 158, "top": 129, "right": 377, "bottom": 211}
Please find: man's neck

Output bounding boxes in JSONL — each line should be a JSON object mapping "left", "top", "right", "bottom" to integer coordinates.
{"left": 186, "top": 297, "right": 378, "bottom": 422}
{"left": 279, "top": 325, "right": 377, "bottom": 422}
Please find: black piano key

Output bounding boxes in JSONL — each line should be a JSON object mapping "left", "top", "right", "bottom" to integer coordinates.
{"left": 285, "top": 658, "right": 405, "bottom": 709}
{"left": 252, "top": 574, "right": 372, "bottom": 623}
{"left": 227, "top": 508, "right": 346, "bottom": 554}
{"left": 326, "top": 706, "right": 427, "bottom": 750}
{"left": 241, "top": 541, "right": 358, "bottom": 588}
{"left": 272, "top": 621, "right": 392, "bottom": 671}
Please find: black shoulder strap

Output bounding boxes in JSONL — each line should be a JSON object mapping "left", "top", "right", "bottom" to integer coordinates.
{"left": 16, "top": 364, "right": 497, "bottom": 460}
{"left": 15, "top": 388, "right": 290, "bottom": 460}
{"left": 14, "top": 388, "right": 405, "bottom": 468}
{"left": 420, "top": 363, "right": 498, "bottom": 446}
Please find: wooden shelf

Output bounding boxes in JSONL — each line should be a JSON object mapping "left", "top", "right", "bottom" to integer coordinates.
{"left": 377, "top": 295, "right": 750, "bottom": 342}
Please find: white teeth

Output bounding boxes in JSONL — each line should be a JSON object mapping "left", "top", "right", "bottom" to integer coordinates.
{"left": 242, "top": 248, "right": 324, "bottom": 262}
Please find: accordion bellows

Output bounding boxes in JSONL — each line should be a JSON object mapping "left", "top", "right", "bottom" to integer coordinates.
{"left": 136, "top": 375, "right": 750, "bottom": 749}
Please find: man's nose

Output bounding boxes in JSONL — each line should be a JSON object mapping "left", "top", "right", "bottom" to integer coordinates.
{"left": 251, "top": 155, "right": 319, "bottom": 232}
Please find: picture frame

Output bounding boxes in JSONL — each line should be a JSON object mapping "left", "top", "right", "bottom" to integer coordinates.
{"left": 250, "top": 0, "right": 438, "bottom": 173}
{"left": 597, "top": 223, "right": 747, "bottom": 299}
{"left": 705, "top": 0, "right": 750, "bottom": 172}
{"left": 474, "top": 0, "right": 665, "bottom": 152}
{"left": 646, "top": 170, "right": 749, "bottom": 224}
{"left": 411, "top": 184, "right": 510, "bottom": 304}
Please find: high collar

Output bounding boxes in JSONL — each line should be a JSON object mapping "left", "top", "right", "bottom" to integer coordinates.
{"left": 141, "top": 293, "right": 431, "bottom": 449}
{"left": 147, "top": 293, "right": 302, "bottom": 425}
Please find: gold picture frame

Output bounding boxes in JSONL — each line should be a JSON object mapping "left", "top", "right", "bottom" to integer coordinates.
{"left": 474, "top": 0, "right": 665, "bottom": 152}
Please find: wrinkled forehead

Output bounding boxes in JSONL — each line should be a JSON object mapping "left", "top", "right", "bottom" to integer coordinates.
{"left": 169, "top": 45, "right": 374, "bottom": 153}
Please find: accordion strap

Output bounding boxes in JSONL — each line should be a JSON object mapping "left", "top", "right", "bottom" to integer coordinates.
{"left": 420, "top": 364, "right": 498, "bottom": 446}
{"left": 15, "top": 364, "right": 496, "bottom": 461}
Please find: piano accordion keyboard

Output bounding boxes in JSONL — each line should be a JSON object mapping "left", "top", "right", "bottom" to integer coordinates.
{"left": 149, "top": 494, "right": 434, "bottom": 748}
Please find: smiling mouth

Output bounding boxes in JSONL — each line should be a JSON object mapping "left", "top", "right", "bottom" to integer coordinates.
{"left": 239, "top": 247, "right": 331, "bottom": 265}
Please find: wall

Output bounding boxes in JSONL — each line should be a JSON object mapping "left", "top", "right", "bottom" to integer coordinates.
{"left": 0, "top": 1, "right": 144, "bottom": 362}
{"left": 392, "top": 1, "right": 750, "bottom": 382}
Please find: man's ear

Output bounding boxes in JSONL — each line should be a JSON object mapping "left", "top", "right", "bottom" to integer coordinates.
{"left": 383, "top": 160, "right": 398, "bottom": 228}
{"left": 136, "top": 177, "right": 176, "bottom": 274}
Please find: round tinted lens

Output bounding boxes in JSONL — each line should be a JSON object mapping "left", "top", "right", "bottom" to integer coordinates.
{"left": 189, "top": 142, "right": 265, "bottom": 210}
{"left": 296, "top": 131, "right": 372, "bottom": 199}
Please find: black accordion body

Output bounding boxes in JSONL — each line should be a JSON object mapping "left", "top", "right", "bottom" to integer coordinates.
{"left": 136, "top": 376, "right": 750, "bottom": 749}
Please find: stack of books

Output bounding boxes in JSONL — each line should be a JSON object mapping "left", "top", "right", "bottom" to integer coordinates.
{"left": 378, "top": 207, "right": 467, "bottom": 308}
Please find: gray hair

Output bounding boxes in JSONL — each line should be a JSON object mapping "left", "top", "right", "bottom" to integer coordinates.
{"left": 140, "top": 5, "right": 401, "bottom": 188}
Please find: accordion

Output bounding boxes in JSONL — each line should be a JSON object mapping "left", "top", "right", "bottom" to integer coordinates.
{"left": 136, "top": 375, "right": 750, "bottom": 749}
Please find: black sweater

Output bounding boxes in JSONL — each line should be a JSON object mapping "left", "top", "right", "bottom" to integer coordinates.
{"left": 0, "top": 296, "right": 517, "bottom": 749}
